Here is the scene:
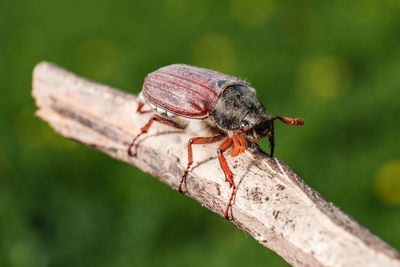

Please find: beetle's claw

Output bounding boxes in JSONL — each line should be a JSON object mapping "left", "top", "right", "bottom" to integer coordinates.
{"left": 127, "top": 145, "right": 134, "bottom": 157}
{"left": 178, "top": 183, "right": 184, "bottom": 194}
{"left": 224, "top": 206, "right": 232, "bottom": 220}
{"left": 128, "top": 144, "right": 139, "bottom": 157}
{"left": 178, "top": 173, "right": 187, "bottom": 194}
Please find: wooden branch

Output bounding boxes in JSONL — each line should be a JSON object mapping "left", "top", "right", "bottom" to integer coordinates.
{"left": 32, "top": 62, "right": 400, "bottom": 267}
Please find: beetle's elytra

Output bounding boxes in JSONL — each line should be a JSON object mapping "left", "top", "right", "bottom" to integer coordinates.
{"left": 128, "top": 64, "right": 304, "bottom": 220}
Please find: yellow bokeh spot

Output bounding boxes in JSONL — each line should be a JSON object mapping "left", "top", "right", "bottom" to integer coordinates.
{"left": 192, "top": 33, "right": 236, "bottom": 74}
{"left": 230, "top": 0, "right": 275, "bottom": 27}
{"left": 374, "top": 160, "right": 400, "bottom": 205}
{"left": 296, "top": 56, "right": 352, "bottom": 100}
{"left": 76, "top": 39, "right": 118, "bottom": 80}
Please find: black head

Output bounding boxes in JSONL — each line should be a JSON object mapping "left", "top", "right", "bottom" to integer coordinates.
{"left": 251, "top": 118, "right": 274, "bottom": 140}
{"left": 211, "top": 84, "right": 269, "bottom": 131}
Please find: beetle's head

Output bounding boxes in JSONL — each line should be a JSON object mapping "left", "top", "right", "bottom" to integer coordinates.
{"left": 211, "top": 82, "right": 304, "bottom": 138}
{"left": 248, "top": 118, "right": 273, "bottom": 140}
{"left": 211, "top": 82, "right": 304, "bottom": 156}
{"left": 211, "top": 83, "right": 267, "bottom": 131}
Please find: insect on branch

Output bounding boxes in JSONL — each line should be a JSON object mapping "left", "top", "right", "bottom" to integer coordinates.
{"left": 32, "top": 62, "right": 400, "bottom": 267}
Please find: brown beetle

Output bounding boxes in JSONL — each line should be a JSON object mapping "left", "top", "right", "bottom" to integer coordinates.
{"left": 128, "top": 64, "right": 304, "bottom": 219}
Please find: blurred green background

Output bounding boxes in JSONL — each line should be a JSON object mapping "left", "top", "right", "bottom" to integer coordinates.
{"left": 1, "top": 0, "right": 400, "bottom": 266}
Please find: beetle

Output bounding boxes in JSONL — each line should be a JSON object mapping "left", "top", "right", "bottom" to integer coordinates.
{"left": 128, "top": 64, "right": 304, "bottom": 220}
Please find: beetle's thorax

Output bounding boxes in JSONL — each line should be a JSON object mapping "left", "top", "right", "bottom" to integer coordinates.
{"left": 210, "top": 84, "right": 269, "bottom": 132}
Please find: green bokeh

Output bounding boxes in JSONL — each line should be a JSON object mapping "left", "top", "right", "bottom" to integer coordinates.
{"left": 1, "top": 0, "right": 400, "bottom": 266}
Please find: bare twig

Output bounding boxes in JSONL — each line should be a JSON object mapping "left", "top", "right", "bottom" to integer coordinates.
{"left": 32, "top": 62, "right": 400, "bottom": 267}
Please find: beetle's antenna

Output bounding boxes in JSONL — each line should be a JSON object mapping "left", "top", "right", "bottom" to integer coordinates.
{"left": 268, "top": 120, "right": 275, "bottom": 157}
{"left": 273, "top": 115, "right": 304, "bottom": 126}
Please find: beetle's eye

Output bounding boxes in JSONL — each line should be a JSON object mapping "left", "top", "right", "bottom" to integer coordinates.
{"left": 240, "top": 120, "right": 251, "bottom": 128}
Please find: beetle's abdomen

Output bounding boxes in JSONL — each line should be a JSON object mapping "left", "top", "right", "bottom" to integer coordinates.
{"left": 142, "top": 64, "right": 246, "bottom": 119}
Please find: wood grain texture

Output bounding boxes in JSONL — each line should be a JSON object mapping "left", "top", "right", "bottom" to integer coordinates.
{"left": 32, "top": 62, "right": 400, "bottom": 267}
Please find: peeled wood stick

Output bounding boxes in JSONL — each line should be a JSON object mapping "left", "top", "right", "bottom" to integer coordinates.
{"left": 32, "top": 62, "right": 400, "bottom": 267}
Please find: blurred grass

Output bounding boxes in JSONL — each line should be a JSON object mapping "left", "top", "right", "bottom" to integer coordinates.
{"left": 1, "top": 0, "right": 399, "bottom": 266}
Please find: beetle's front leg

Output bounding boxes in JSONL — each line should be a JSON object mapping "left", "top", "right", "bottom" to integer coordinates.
{"left": 128, "top": 114, "right": 182, "bottom": 156}
{"left": 217, "top": 138, "right": 237, "bottom": 220}
{"left": 179, "top": 135, "right": 224, "bottom": 193}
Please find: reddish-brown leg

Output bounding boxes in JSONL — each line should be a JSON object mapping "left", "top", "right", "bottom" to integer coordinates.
{"left": 237, "top": 134, "right": 247, "bottom": 154}
{"left": 231, "top": 135, "right": 241, "bottom": 157}
{"left": 136, "top": 101, "right": 145, "bottom": 113}
{"left": 136, "top": 101, "right": 154, "bottom": 114}
{"left": 179, "top": 135, "right": 224, "bottom": 193}
{"left": 127, "top": 114, "right": 182, "bottom": 156}
{"left": 217, "top": 138, "right": 237, "bottom": 219}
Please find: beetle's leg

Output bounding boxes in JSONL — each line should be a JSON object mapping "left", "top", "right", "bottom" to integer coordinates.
{"left": 128, "top": 116, "right": 155, "bottom": 156}
{"left": 217, "top": 138, "right": 237, "bottom": 219}
{"left": 218, "top": 138, "right": 234, "bottom": 184}
{"left": 152, "top": 114, "right": 183, "bottom": 129}
{"left": 128, "top": 114, "right": 182, "bottom": 156}
{"left": 179, "top": 135, "right": 224, "bottom": 193}
{"left": 136, "top": 101, "right": 145, "bottom": 113}
{"left": 268, "top": 123, "right": 275, "bottom": 158}
{"left": 231, "top": 135, "right": 241, "bottom": 157}
{"left": 251, "top": 135, "right": 262, "bottom": 150}
{"left": 231, "top": 134, "right": 248, "bottom": 157}
{"left": 136, "top": 101, "right": 154, "bottom": 114}
{"left": 237, "top": 135, "right": 247, "bottom": 154}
